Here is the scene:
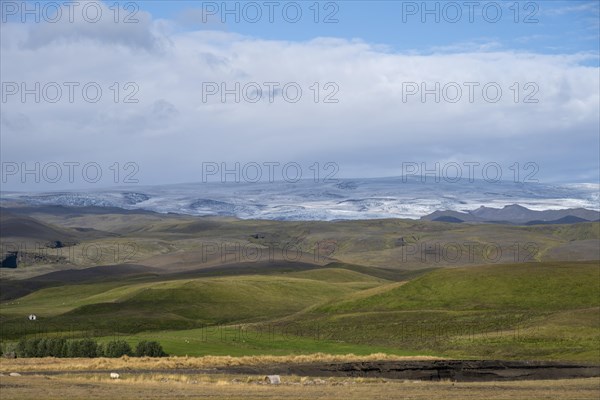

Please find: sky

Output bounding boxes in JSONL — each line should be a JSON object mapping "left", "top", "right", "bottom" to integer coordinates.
{"left": 1, "top": 0, "right": 599, "bottom": 190}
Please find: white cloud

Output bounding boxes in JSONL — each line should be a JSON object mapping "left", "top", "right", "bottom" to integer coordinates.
{"left": 1, "top": 9, "right": 598, "bottom": 189}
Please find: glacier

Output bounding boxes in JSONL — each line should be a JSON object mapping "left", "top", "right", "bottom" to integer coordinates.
{"left": 1, "top": 177, "right": 598, "bottom": 221}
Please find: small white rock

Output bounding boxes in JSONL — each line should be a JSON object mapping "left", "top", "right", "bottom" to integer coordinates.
{"left": 9, "top": 372, "right": 21, "bottom": 377}
{"left": 264, "top": 375, "right": 281, "bottom": 385}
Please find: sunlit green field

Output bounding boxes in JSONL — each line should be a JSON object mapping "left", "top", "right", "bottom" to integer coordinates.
{"left": 2, "top": 261, "right": 598, "bottom": 361}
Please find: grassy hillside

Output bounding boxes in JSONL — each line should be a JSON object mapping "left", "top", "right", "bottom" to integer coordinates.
{"left": 285, "top": 267, "right": 390, "bottom": 283}
{"left": 1, "top": 207, "right": 598, "bottom": 363}
{"left": 3, "top": 210, "right": 599, "bottom": 282}
{"left": 316, "top": 261, "right": 600, "bottom": 313}
{"left": 279, "top": 261, "right": 600, "bottom": 361}
{"left": 0, "top": 270, "right": 383, "bottom": 337}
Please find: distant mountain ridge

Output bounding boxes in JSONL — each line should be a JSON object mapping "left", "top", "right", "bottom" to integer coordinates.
{"left": 2, "top": 178, "right": 598, "bottom": 221}
{"left": 422, "top": 205, "right": 600, "bottom": 225}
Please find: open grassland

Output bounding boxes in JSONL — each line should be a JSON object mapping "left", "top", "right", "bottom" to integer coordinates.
{"left": 93, "top": 328, "right": 432, "bottom": 358}
{"left": 0, "top": 269, "right": 387, "bottom": 336}
{"left": 1, "top": 212, "right": 598, "bottom": 361}
{"left": 290, "top": 262, "right": 600, "bottom": 361}
{"left": 315, "top": 262, "right": 600, "bottom": 312}
{"left": 1, "top": 212, "right": 599, "bottom": 399}
{"left": 3, "top": 211, "right": 599, "bottom": 281}
{"left": 1, "top": 261, "right": 598, "bottom": 361}
{"left": 0, "top": 373, "right": 598, "bottom": 400}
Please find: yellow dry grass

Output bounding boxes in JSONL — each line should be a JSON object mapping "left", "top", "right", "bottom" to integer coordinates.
{"left": 0, "top": 374, "right": 598, "bottom": 400}
{"left": 0, "top": 353, "right": 442, "bottom": 373}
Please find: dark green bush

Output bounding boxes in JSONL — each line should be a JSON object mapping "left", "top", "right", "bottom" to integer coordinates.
{"left": 78, "top": 338, "right": 99, "bottom": 358}
{"left": 16, "top": 337, "right": 41, "bottom": 357}
{"left": 65, "top": 338, "right": 98, "bottom": 357}
{"left": 66, "top": 339, "right": 81, "bottom": 357}
{"left": 135, "top": 340, "right": 167, "bottom": 357}
{"left": 48, "top": 338, "right": 67, "bottom": 357}
{"left": 13, "top": 338, "right": 165, "bottom": 358}
{"left": 104, "top": 340, "right": 133, "bottom": 357}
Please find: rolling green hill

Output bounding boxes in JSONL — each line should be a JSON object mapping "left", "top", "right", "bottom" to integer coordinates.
{"left": 283, "top": 261, "right": 600, "bottom": 361}
{"left": 316, "top": 261, "right": 600, "bottom": 313}
{"left": 1, "top": 256, "right": 598, "bottom": 361}
{"left": 0, "top": 271, "right": 382, "bottom": 336}
{"left": 3, "top": 210, "right": 599, "bottom": 282}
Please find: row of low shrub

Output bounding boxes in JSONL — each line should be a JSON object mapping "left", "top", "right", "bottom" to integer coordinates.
{"left": 10, "top": 338, "right": 167, "bottom": 358}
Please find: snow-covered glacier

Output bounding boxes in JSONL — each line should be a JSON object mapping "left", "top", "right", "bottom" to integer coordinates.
{"left": 1, "top": 177, "right": 598, "bottom": 221}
